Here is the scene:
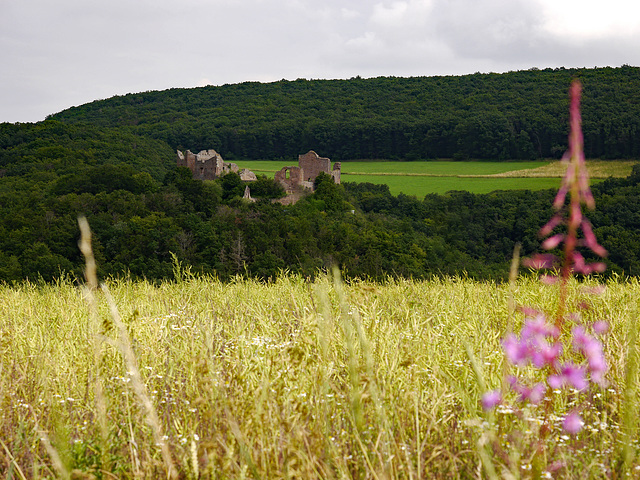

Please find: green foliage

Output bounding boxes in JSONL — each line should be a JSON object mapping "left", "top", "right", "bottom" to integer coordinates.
{"left": 219, "top": 172, "right": 244, "bottom": 201}
{"left": 52, "top": 164, "right": 159, "bottom": 195}
{"left": 49, "top": 66, "right": 640, "bottom": 161}
{"left": 1, "top": 160, "right": 639, "bottom": 282}
{"left": 311, "top": 172, "right": 352, "bottom": 212}
{"left": 247, "top": 175, "right": 285, "bottom": 199}
{"left": 1, "top": 68, "right": 640, "bottom": 283}
{"left": 0, "top": 120, "right": 175, "bottom": 180}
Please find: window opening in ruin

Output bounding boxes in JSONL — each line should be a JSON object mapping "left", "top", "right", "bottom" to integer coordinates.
{"left": 285, "top": 169, "right": 290, "bottom": 180}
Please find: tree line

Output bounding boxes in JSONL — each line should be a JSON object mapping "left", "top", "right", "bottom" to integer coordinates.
{"left": 1, "top": 123, "right": 639, "bottom": 282}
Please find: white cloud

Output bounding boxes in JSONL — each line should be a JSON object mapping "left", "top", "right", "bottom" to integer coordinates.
{"left": 340, "top": 8, "right": 361, "bottom": 19}
{"left": 371, "top": 2, "right": 409, "bottom": 26}
{"left": 371, "top": 0, "right": 433, "bottom": 27}
{"left": 539, "top": 0, "right": 640, "bottom": 38}
{"left": 345, "top": 32, "right": 382, "bottom": 49}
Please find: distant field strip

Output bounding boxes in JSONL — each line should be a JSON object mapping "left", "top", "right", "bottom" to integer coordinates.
{"left": 342, "top": 175, "right": 567, "bottom": 195}
{"left": 487, "top": 160, "right": 637, "bottom": 178}
{"left": 239, "top": 160, "right": 636, "bottom": 196}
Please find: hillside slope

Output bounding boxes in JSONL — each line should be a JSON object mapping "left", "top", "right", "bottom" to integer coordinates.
{"left": 49, "top": 66, "right": 640, "bottom": 161}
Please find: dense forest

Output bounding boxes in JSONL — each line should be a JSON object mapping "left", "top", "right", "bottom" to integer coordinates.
{"left": 1, "top": 67, "right": 639, "bottom": 283}
{"left": 48, "top": 66, "right": 640, "bottom": 161}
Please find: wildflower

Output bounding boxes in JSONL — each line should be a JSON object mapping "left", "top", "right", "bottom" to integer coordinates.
{"left": 487, "top": 81, "right": 610, "bottom": 453}
{"left": 539, "top": 214, "right": 563, "bottom": 238}
{"left": 482, "top": 389, "right": 502, "bottom": 410}
{"left": 580, "top": 219, "right": 607, "bottom": 257}
{"left": 531, "top": 341, "right": 562, "bottom": 369}
{"left": 563, "top": 411, "right": 584, "bottom": 434}
{"left": 508, "top": 377, "right": 546, "bottom": 404}
{"left": 592, "top": 320, "right": 609, "bottom": 335}
{"left": 547, "top": 363, "right": 588, "bottom": 391}
{"left": 502, "top": 315, "right": 561, "bottom": 369}
{"left": 541, "top": 233, "right": 564, "bottom": 250}
{"left": 521, "top": 315, "right": 559, "bottom": 339}
{"left": 522, "top": 253, "right": 557, "bottom": 270}
{"left": 503, "top": 334, "right": 528, "bottom": 366}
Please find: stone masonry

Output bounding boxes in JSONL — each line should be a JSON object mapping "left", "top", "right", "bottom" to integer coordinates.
{"left": 178, "top": 148, "right": 339, "bottom": 205}
{"left": 274, "top": 150, "right": 341, "bottom": 195}
{"left": 177, "top": 149, "right": 251, "bottom": 181}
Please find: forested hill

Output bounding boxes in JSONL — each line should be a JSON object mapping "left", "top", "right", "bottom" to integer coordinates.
{"left": 49, "top": 66, "right": 640, "bottom": 161}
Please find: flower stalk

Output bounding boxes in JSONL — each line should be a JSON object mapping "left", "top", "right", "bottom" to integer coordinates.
{"left": 482, "top": 80, "right": 610, "bottom": 474}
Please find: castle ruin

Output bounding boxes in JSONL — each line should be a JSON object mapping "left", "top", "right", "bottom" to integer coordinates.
{"left": 274, "top": 150, "right": 341, "bottom": 194}
{"left": 177, "top": 149, "right": 257, "bottom": 182}
{"left": 177, "top": 148, "right": 339, "bottom": 205}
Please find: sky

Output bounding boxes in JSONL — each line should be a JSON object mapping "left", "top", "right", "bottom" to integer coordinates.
{"left": 1, "top": 0, "right": 639, "bottom": 123}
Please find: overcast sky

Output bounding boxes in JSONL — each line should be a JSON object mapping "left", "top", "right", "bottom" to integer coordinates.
{"left": 1, "top": 0, "right": 639, "bottom": 123}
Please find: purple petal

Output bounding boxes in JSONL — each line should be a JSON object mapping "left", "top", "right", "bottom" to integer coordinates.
{"left": 528, "top": 383, "right": 547, "bottom": 404}
{"left": 482, "top": 390, "right": 502, "bottom": 410}
{"left": 563, "top": 364, "right": 588, "bottom": 391}
{"left": 569, "top": 202, "right": 582, "bottom": 229}
{"left": 547, "top": 374, "right": 564, "bottom": 389}
{"left": 581, "top": 220, "right": 608, "bottom": 257}
{"left": 532, "top": 342, "right": 562, "bottom": 368}
{"left": 553, "top": 184, "right": 569, "bottom": 210}
{"left": 522, "top": 253, "right": 557, "bottom": 270}
{"left": 542, "top": 234, "right": 564, "bottom": 250}
{"left": 539, "top": 214, "right": 563, "bottom": 238}
{"left": 503, "top": 334, "right": 528, "bottom": 366}
{"left": 593, "top": 320, "right": 609, "bottom": 335}
{"left": 563, "top": 411, "right": 584, "bottom": 434}
{"left": 572, "top": 325, "right": 589, "bottom": 349}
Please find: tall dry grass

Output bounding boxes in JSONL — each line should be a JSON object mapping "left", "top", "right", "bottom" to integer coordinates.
{"left": 1, "top": 268, "right": 638, "bottom": 478}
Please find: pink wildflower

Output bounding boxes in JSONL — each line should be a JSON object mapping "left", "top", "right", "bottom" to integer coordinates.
{"left": 503, "top": 334, "right": 528, "bottom": 366}
{"left": 521, "top": 315, "right": 559, "bottom": 339}
{"left": 563, "top": 411, "right": 584, "bottom": 434}
{"left": 531, "top": 341, "right": 562, "bottom": 369}
{"left": 539, "top": 214, "right": 563, "bottom": 238}
{"left": 581, "top": 219, "right": 608, "bottom": 257}
{"left": 593, "top": 320, "right": 609, "bottom": 335}
{"left": 542, "top": 234, "right": 564, "bottom": 250}
{"left": 503, "top": 316, "right": 561, "bottom": 369}
{"left": 482, "top": 389, "right": 502, "bottom": 410}
{"left": 522, "top": 253, "right": 557, "bottom": 270}
{"left": 547, "top": 363, "right": 588, "bottom": 391}
{"left": 509, "top": 377, "right": 546, "bottom": 404}
{"left": 553, "top": 182, "right": 569, "bottom": 210}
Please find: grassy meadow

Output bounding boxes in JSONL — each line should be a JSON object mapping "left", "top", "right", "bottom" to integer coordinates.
{"left": 239, "top": 160, "right": 636, "bottom": 196}
{"left": 2, "top": 270, "right": 639, "bottom": 478}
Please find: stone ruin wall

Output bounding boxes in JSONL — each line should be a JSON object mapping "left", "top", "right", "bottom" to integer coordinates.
{"left": 275, "top": 150, "right": 341, "bottom": 191}
{"left": 274, "top": 166, "right": 311, "bottom": 194}
{"left": 178, "top": 148, "right": 339, "bottom": 205}
{"left": 177, "top": 149, "right": 252, "bottom": 181}
{"left": 298, "top": 151, "right": 332, "bottom": 183}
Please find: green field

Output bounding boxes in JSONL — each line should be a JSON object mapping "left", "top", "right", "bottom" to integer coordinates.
{"left": 238, "top": 160, "right": 632, "bottom": 196}
{"left": 341, "top": 174, "right": 565, "bottom": 195}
